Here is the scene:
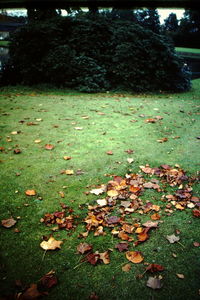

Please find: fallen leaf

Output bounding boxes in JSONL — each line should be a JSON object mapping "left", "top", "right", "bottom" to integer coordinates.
{"left": 90, "top": 185, "right": 106, "bottom": 195}
{"left": 126, "top": 251, "right": 144, "bottom": 264}
{"left": 25, "top": 189, "right": 36, "bottom": 196}
{"left": 127, "top": 158, "right": 134, "bottom": 164}
{"left": 14, "top": 148, "right": 21, "bottom": 154}
{"left": 45, "top": 144, "right": 54, "bottom": 150}
{"left": 99, "top": 251, "right": 110, "bottom": 264}
{"left": 39, "top": 270, "right": 57, "bottom": 289}
{"left": 142, "top": 220, "right": 158, "bottom": 228}
{"left": 96, "top": 199, "right": 107, "bottom": 206}
{"left": 151, "top": 213, "right": 161, "bottom": 220}
{"left": 193, "top": 242, "right": 200, "bottom": 247}
{"left": 115, "top": 242, "right": 129, "bottom": 252}
{"left": 1, "top": 217, "right": 16, "bottom": 228}
{"left": 34, "top": 139, "right": 41, "bottom": 144}
{"left": 145, "top": 118, "right": 156, "bottom": 123}
{"left": 157, "top": 137, "right": 168, "bottom": 143}
{"left": 125, "top": 149, "right": 134, "bottom": 154}
{"left": 176, "top": 273, "right": 184, "bottom": 279}
{"left": 193, "top": 209, "right": 200, "bottom": 217}
{"left": 106, "top": 151, "right": 113, "bottom": 155}
{"left": 19, "top": 283, "right": 44, "bottom": 299}
{"left": 63, "top": 156, "right": 72, "bottom": 160}
{"left": 86, "top": 253, "right": 100, "bottom": 265}
{"left": 74, "top": 127, "right": 83, "bottom": 130}
{"left": 166, "top": 234, "right": 180, "bottom": 244}
{"left": 146, "top": 277, "right": 162, "bottom": 289}
{"left": 77, "top": 242, "right": 93, "bottom": 254}
{"left": 58, "top": 191, "right": 65, "bottom": 198}
{"left": 11, "top": 131, "right": 18, "bottom": 135}
{"left": 107, "top": 190, "right": 119, "bottom": 197}
{"left": 107, "top": 216, "right": 120, "bottom": 224}
{"left": 146, "top": 264, "right": 164, "bottom": 273}
{"left": 65, "top": 170, "right": 74, "bottom": 175}
{"left": 40, "top": 236, "right": 63, "bottom": 250}
{"left": 122, "top": 264, "right": 131, "bottom": 272}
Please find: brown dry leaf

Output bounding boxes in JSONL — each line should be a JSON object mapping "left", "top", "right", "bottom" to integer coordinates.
{"left": 63, "top": 156, "right": 72, "bottom": 160}
{"left": 146, "top": 277, "right": 162, "bottom": 289}
{"left": 107, "top": 190, "right": 119, "bottom": 197}
{"left": 143, "top": 182, "right": 154, "bottom": 189}
{"left": 19, "top": 283, "right": 44, "bottom": 300}
{"left": 118, "top": 231, "right": 132, "bottom": 241}
{"left": 94, "top": 226, "right": 105, "bottom": 236}
{"left": 45, "top": 144, "right": 54, "bottom": 150}
{"left": 129, "top": 186, "right": 141, "bottom": 194}
{"left": 25, "top": 189, "right": 36, "bottom": 196}
{"left": 77, "top": 242, "right": 93, "bottom": 254}
{"left": 86, "top": 253, "right": 100, "bottom": 265}
{"left": 152, "top": 205, "right": 160, "bottom": 212}
{"left": 40, "top": 236, "right": 63, "bottom": 250}
{"left": 39, "top": 270, "right": 58, "bottom": 289}
{"left": 106, "top": 151, "right": 113, "bottom": 155}
{"left": 125, "top": 149, "right": 134, "bottom": 154}
{"left": 122, "top": 263, "right": 131, "bottom": 272}
{"left": 1, "top": 217, "right": 16, "bottom": 228}
{"left": 157, "top": 137, "right": 168, "bottom": 143}
{"left": 115, "top": 242, "right": 129, "bottom": 252}
{"left": 166, "top": 234, "right": 180, "bottom": 244}
{"left": 14, "top": 148, "right": 21, "bottom": 154}
{"left": 137, "top": 231, "right": 149, "bottom": 242}
{"left": 99, "top": 251, "right": 110, "bottom": 264}
{"left": 146, "top": 264, "right": 164, "bottom": 273}
{"left": 126, "top": 251, "right": 144, "bottom": 264}
{"left": 176, "top": 273, "right": 184, "bottom": 279}
{"left": 65, "top": 170, "right": 74, "bottom": 175}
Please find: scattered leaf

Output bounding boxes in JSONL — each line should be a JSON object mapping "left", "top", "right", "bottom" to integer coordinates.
{"left": 142, "top": 220, "right": 158, "bottom": 228}
{"left": 193, "top": 242, "right": 200, "bottom": 247}
{"left": 126, "top": 251, "right": 144, "bottom": 264}
{"left": 45, "top": 144, "right": 54, "bottom": 150}
{"left": 166, "top": 234, "right": 180, "bottom": 244}
{"left": 90, "top": 185, "right": 106, "bottom": 195}
{"left": 34, "top": 139, "right": 41, "bottom": 144}
{"left": 65, "top": 170, "right": 74, "bottom": 175}
{"left": 146, "top": 277, "right": 162, "bottom": 289}
{"left": 125, "top": 149, "right": 134, "bottom": 154}
{"left": 176, "top": 273, "right": 184, "bottom": 279}
{"left": 115, "top": 242, "right": 129, "bottom": 252}
{"left": 146, "top": 264, "right": 164, "bottom": 273}
{"left": 40, "top": 236, "right": 63, "bottom": 250}
{"left": 74, "top": 127, "right": 83, "bottom": 130}
{"left": 14, "top": 148, "right": 21, "bottom": 154}
{"left": 99, "top": 251, "right": 110, "bottom": 264}
{"left": 96, "top": 199, "right": 107, "bottom": 206}
{"left": 19, "top": 283, "right": 44, "bottom": 300}
{"left": 39, "top": 270, "right": 58, "bottom": 289}
{"left": 1, "top": 217, "right": 16, "bottom": 228}
{"left": 77, "top": 242, "right": 93, "bottom": 254}
{"left": 107, "top": 190, "right": 119, "bottom": 197}
{"left": 193, "top": 209, "right": 200, "bottom": 217}
{"left": 122, "top": 264, "right": 131, "bottom": 272}
{"left": 127, "top": 158, "right": 134, "bottom": 164}
{"left": 63, "top": 156, "right": 72, "bottom": 160}
{"left": 106, "top": 151, "right": 113, "bottom": 155}
{"left": 157, "top": 137, "right": 168, "bottom": 143}
{"left": 25, "top": 189, "right": 36, "bottom": 196}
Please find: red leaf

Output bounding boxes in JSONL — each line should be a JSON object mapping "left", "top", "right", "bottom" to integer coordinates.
{"left": 146, "top": 264, "right": 164, "bottom": 273}
{"left": 39, "top": 270, "right": 58, "bottom": 289}
{"left": 45, "top": 144, "right": 54, "bottom": 150}
{"left": 193, "top": 209, "right": 200, "bottom": 217}
{"left": 86, "top": 253, "right": 100, "bottom": 265}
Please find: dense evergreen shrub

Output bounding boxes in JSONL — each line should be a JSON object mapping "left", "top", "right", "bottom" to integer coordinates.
{"left": 1, "top": 13, "right": 191, "bottom": 92}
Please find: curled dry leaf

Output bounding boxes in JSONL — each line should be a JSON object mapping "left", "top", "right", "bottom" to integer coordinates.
{"left": 99, "top": 251, "right": 110, "bottom": 264}
{"left": 176, "top": 273, "right": 184, "bottom": 279}
{"left": 40, "top": 236, "right": 63, "bottom": 250}
{"left": 45, "top": 144, "right": 54, "bottom": 150}
{"left": 1, "top": 217, "right": 16, "bottom": 228}
{"left": 77, "top": 242, "right": 93, "bottom": 254}
{"left": 25, "top": 189, "right": 36, "bottom": 196}
{"left": 126, "top": 251, "right": 144, "bottom": 264}
{"left": 146, "top": 277, "right": 162, "bottom": 290}
{"left": 122, "top": 263, "right": 131, "bottom": 272}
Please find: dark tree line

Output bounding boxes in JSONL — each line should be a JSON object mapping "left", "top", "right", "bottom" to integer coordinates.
{"left": 1, "top": 8, "right": 191, "bottom": 92}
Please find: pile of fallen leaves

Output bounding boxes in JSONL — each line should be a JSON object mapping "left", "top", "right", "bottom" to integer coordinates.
{"left": 39, "top": 164, "right": 199, "bottom": 289}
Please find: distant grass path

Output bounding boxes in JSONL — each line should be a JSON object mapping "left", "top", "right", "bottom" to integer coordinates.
{"left": 0, "top": 80, "right": 200, "bottom": 300}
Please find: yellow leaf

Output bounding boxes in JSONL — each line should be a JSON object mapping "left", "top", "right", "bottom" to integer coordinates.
{"left": 63, "top": 156, "right": 72, "bottom": 160}
{"left": 25, "top": 189, "right": 36, "bottom": 196}
{"left": 40, "top": 237, "right": 63, "bottom": 250}
{"left": 65, "top": 170, "right": 74, "bottom": 175}
{"left": 107, "top": 190, "right": 119, "bottom": 197}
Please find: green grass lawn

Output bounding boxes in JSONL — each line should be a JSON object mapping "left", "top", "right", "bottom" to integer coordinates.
{"left": 0, "top": 41, "right": 9, "bottom": 47}
{"left": 0, "top": 80, "right": 200, "bottom": 300}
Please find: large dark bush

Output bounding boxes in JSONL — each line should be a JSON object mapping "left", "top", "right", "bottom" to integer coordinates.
{"left": 1, "top": 13, "right": 191, "bottom": 92}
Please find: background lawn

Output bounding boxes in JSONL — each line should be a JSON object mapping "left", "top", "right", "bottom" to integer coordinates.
{"left": 0, "top": 80, "right": 200, "bottom": 300}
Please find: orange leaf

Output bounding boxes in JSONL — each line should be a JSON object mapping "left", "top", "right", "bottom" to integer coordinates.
{"left": 126, "top": 251, "right": 144, "bottom": 264}
{"left": 129, "top": 186, "right": 141, "bottom": 194}
{"left": 45, "top": 144, "right": 54, "bottom": 150}
{"left": 151, "top": 213, "right": 161, "bottom": 220}
{"left": 25, "top": 189, "right": 36, "bottom": 196}
{"left": 63, "top": 156, "right": 72, "bottom": 160}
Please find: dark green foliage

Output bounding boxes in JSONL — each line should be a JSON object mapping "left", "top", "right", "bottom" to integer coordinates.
{"left": 1, "top": 12, "right": 191, "bottom": 92}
